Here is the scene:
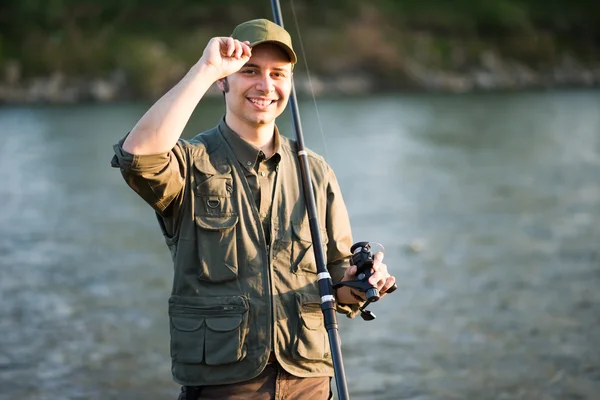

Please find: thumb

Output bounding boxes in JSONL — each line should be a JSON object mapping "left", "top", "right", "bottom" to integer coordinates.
{"left": 347, "top": 265, "right": 357, "bottom": 276}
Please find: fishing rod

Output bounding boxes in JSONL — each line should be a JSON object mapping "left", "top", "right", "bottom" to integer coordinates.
{"left": 270, "top": 1, "right": 399, "bottom": 398}
{"left": 268, "top": 1, "right": 350, "bottom": 399}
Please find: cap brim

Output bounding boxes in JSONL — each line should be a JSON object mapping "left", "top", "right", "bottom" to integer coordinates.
{"left": 250, "top": 40, "right": 297, "bottom": 64}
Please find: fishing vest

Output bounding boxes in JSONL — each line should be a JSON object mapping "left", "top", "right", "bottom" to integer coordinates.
{"left": 161, "top": 126, "right": 343, "bottom": 386}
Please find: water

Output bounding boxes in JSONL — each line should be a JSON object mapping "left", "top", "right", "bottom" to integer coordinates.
{"left": 1, "top": 91, "right": 599, "bottom": 399}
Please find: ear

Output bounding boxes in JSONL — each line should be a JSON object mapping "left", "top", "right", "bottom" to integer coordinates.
{"left": 216, "top": 78, "right": 229, "bottom": 93}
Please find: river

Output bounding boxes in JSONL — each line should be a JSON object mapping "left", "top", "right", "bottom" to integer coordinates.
{"left": 0, "top": 90, "right": 599, "bottom": 399}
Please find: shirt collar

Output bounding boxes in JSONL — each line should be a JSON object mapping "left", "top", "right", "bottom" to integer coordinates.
{"left": 218, "top": 118, "right": 281, "bottom": 172}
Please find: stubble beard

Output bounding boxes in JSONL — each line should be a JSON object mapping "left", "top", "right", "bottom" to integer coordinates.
{"left": 247, "top": 114, "right": 270, "bottom": 126}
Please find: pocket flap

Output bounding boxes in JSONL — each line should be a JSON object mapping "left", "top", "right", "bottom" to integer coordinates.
{"left": 195, "top": 174, "right": 233, "bottom": 197}
{"left": 205, "top": 315, "right": 243, "bottom": 332}
{"left": 292, "top": 223, "right": 328, "bottom": 244}
{"left": 171, "top": 315, "right": 204, "bottom": 332}
{"left": 195, "top": 214, "right": 238, "bottom": 230}
{"left": 194, "top": 158, "right": 232, "bottom": 175}
{"left": 193, "top": 158, "right": 219, "bottom": 175}
{"left": 297, "top": 294, "right": 324, "bottom": 330}
{"left": 301, "top": 310, "right": 323, "bottom": 330}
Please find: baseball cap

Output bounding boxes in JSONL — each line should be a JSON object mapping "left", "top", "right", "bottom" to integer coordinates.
{"left": 231, "top": 19, "right": 297, "bottom": 64}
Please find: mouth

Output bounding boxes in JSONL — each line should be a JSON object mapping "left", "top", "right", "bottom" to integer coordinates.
{"left": 247, "top": 97, "right": 278, "bottom": 110}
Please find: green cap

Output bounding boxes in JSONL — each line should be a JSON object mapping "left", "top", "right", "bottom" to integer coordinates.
{"left": 231, "top": 19, "right": 297, "bottom": 64}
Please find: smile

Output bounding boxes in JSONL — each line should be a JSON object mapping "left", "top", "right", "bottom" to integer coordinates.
{"left": 247, "top": 97, "right": 277, "bottom": 109}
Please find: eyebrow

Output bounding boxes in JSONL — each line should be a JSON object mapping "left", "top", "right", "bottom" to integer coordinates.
{"left": 242, "top": 63, "right": 289, "bottom": 72}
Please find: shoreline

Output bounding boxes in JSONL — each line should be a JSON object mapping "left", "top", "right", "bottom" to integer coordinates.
{"left": 1, "top": 60, "right": 599, "bottom": 105}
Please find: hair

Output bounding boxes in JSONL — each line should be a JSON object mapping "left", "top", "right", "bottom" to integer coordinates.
{"left": 221, "top": 77, "right": 229, "bottom": 94}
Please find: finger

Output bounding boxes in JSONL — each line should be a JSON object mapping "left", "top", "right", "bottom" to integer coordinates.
{"left": 368, "top": 270, "right": 385, "bottom": 286}
{"left": 381, "top": 276, "right": 396, "bottom": 293}
{"left": 242, "top": 42, "right": 252, "bottom": 58}
{"left": 218, "top": 37, "right": 229, "bottom": 56}
{"left": 234, "top": 40, "right": 243, "bottom": 59}
{"left": 374, "top": 251, "right": 384, "bottom": 264}
{"left": 372, "top": 278, "right": 393, "bottom": 301}
{"left": 382, "top": 276, "right": 396, "bottom": 292}
{"left": 369, "top": 265, "right": 391, "bottom": 284}
{"left": 348, "top": 265, "right": 357, "bottom": 276}
{"left": 226, "top": 37, "right": 235, "bottom": 57}
{"left": 371, "top": 262, "right": 387, "bottom": 274}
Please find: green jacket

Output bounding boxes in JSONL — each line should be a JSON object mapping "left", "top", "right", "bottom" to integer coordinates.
{"left": 111, "top": 121, "right": 359, "bottom": 386}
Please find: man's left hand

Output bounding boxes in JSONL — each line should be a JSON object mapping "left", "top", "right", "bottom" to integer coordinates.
{"left": 336, "top": 252, "right": 396, "bottom": 304}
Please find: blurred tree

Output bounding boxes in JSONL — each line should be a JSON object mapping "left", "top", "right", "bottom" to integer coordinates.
{"left": 0, "top": 0, "right": 597, "bottom": 92}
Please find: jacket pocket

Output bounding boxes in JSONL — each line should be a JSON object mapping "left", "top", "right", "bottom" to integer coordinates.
{"left": 195, "top": 173, "right": 234, "bottom": 215}
{"left": 193, "top": 161, "right": 239, "bottom": 283}
{"left": 293, "top": 294, "right": 329, "bottom": 361}
{"left": 291, "top": 223, "right": 328, "bottom": 275}
{"left": 205, "top": 314, "right": 245, "bottom": 365}
{"left": 195, "top": 214, "right": 239, "bottom": 282}
{"left": 193, "top": 160, "right": 234, "bottom": 216}
{"left": 169, "top": 295, "right": 249, "bottom": 365}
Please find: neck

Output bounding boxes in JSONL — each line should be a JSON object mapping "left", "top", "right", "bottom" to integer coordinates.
{"left": 225, "top": 114, "right": 276, "bottom": 157}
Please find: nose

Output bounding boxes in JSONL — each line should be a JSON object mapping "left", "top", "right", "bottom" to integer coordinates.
{"left": 255, "top": 73, "right": 274, "bottom": 93}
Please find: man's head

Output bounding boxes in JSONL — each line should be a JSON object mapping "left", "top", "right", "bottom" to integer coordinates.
{"left": 217, "top": 19, "right": 296, "bottom": 130}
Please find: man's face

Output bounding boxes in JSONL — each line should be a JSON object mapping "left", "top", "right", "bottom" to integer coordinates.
{"left": 220, "top": 43, "right": 292, "bottom": 128}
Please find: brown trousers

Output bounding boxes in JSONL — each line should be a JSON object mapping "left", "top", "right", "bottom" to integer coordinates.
{"left": 177, "top": 363, "right": 332, "bottom": 400}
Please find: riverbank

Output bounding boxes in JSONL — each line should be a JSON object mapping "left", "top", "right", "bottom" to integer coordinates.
{"left": 1, "top": 53, "right": 599, "bottom": 104}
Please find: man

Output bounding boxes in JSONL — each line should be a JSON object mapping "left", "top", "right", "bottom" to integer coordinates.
{"left": 111, "top": 19, "right": 396, "bottom": 400}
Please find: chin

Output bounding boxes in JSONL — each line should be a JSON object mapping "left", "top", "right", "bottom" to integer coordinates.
{"left": 248, "top": 114, "right": 274, "bottom": 126}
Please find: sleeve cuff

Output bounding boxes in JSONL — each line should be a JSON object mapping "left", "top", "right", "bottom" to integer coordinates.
{"left": 110, "top": 135, "right": 134, "bottom": 169}
{"left": 335, "top": 288, "right": 365, "bottom": 319}
{"left": 111, "top": 135, "right": 174, "bottom": 173}
{"left": 335, "top": 301, "right": 363, "bottom": 319}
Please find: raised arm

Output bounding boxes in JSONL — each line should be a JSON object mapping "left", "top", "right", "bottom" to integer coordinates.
{"left": 122, "top": 37, "right": 252, "bottom": 155}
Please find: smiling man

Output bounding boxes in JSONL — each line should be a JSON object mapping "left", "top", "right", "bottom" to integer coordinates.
{"left": 111, "top": 19, "right": 395, "bottom": 400}
{"left": 219, "top": 42, "right": 291, "bottom": 123}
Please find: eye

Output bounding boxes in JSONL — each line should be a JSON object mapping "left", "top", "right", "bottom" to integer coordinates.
{"left": 242, "top": 69, "right": 258, "bottom": 75}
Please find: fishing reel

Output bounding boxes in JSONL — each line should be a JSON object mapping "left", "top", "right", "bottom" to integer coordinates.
{"left": 333, "top": 242, "right": 397, "bottom": 321}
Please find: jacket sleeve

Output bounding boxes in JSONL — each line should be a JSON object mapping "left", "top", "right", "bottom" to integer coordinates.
{"left": 324, "top": 165, "right": 363, "bottom": 319}
{"left": 110, "top": 136, "right": 188, "bottom": 219}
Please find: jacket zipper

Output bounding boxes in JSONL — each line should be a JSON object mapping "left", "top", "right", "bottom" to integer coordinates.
{"left": 266, "top": 165, "right": 279, "bottom": 360}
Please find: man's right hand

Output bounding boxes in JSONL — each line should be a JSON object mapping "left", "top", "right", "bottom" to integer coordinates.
{"left": 200, "top": 37, "right": 252, "bottom": 79}
{"left": 122, "top": 37, "right": 252, "bottom": 156}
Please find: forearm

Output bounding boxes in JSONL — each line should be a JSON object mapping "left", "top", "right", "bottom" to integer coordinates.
{"left": 123, "top": 62, "right": 220, "bottom": 155}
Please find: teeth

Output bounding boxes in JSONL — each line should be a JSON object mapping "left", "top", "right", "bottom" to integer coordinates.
{"left": 249, "top": 98, "right": 274, "bottom": 107}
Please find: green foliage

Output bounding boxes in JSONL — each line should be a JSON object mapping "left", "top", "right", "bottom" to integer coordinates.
{"left": 0, "top": 0, "right": 598, "bottom": 90}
